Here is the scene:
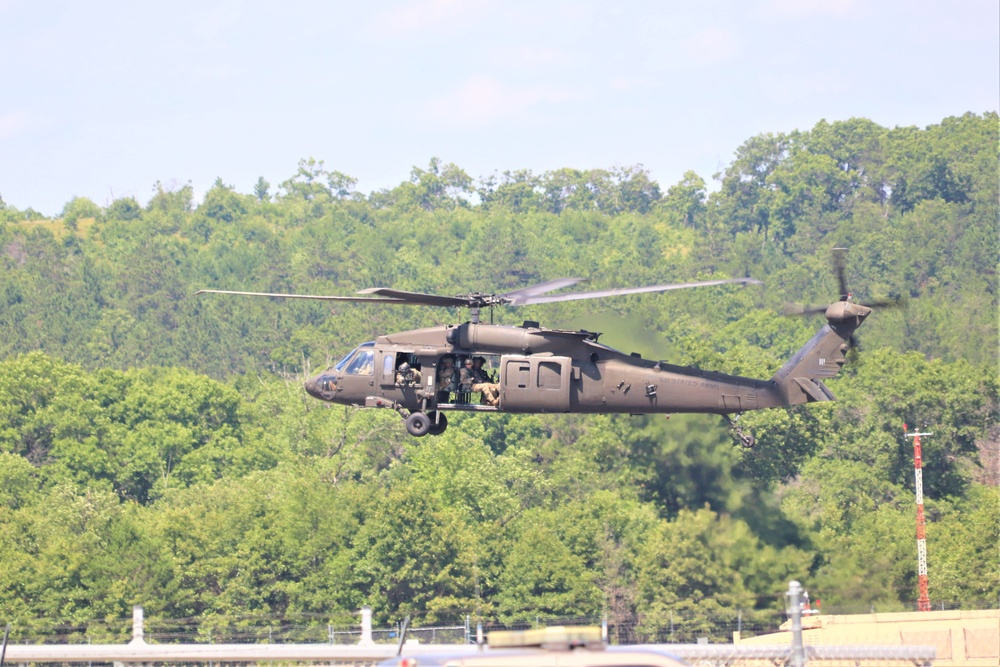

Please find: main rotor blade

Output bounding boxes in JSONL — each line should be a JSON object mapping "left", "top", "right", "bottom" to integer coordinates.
{"left": 503, "top": 278, "right": 586, "bottom": 304}
{"left": 511, "top": 277, "right": 763, "bottom": 305}
{"left": 357, "top": 287, "right": 474, "bottom": 308}
{"left": 195, "top": 289, "right": 411, "bottom": 303}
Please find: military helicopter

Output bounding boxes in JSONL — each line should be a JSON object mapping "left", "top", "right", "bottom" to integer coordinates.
{"left": 197, "top": 269, "right": 874, "bottom": 444}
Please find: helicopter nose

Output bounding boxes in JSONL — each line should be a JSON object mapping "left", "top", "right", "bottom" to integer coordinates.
{"left": 304, "top": 373, "right": 335, "bottom": 399}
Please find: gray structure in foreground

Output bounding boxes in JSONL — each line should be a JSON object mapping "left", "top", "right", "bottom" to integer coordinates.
{"left": 1, "top": 642, "right": 936, "bottom": 665}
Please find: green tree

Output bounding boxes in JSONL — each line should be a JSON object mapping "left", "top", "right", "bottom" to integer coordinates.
{"left": 254, "top": 176, "right": 271, "bottom": 202}
{"left": 107, "top": 196, "right": 143, "bottom": 221}
{"left": 60, "top": 197, "right": 102, "bottom": 230}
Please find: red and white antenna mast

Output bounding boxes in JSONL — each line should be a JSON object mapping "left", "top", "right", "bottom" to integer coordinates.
{"left": 904, "top": 424, "right": 932, "bottom": 611}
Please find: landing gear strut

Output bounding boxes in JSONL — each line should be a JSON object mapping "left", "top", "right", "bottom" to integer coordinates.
{"left": 723, "top": 413, "right": 755, "bottom": 448}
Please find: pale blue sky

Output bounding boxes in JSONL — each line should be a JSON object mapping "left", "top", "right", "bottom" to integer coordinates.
{"left": 1, "top": 0, "right": 997, "bottom": 215}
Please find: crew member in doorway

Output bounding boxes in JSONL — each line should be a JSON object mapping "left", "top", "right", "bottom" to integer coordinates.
{"left": 396, "top": 362, "right": 421, "bottom": 385}
{"left": 471, "top": 356, "right": 500, "bottom": 406}
{"left": 437, "top": 355, "right": 459, "bottom": 401}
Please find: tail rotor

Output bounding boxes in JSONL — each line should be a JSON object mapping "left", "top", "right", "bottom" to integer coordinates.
{"left": 783, "top": 248, "right": 904, "bottom": 351}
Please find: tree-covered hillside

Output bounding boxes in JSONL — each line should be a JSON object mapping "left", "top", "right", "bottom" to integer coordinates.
{"left": 0, "top": 113, "right": 997, "bottom": 638}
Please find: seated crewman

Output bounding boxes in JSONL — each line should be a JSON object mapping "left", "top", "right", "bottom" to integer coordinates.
{"left": 459, "top": 357, "right": 484, "bottom": 405}
{"left": 459, "top": 358, "right": 476, "bottom": 391}
{"left": 436, "top": 355, "right": 458, "bottom": 400}
{"left": 471, "top": 356, "right": 500, "bottom": 406}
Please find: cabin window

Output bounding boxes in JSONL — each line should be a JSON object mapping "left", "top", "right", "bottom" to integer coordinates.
{"left": 537, "top": 361, "right": 562, "bottom": 389}
{"left": 382, "top": 354, "right": 395, "bottom": 377}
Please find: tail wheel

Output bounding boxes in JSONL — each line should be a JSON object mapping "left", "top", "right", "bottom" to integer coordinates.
{"left": 405, "top": 411, "right": 431, "bottom": 437}
{"left": 427, "top": 411, "right": 448, "bottom": 436}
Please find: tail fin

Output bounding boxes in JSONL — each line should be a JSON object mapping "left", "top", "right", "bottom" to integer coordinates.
{"left": 771, "top": 301, "right": 871, "bottom": 406}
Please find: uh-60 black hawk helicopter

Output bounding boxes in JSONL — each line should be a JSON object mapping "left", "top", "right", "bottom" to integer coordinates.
{"left": 198, "top": 268, "right": 876, "bottom": 445}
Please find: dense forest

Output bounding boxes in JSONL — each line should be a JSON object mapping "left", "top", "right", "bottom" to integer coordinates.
{"left": 0, "top": 113, "right": 997, "bottom": 640}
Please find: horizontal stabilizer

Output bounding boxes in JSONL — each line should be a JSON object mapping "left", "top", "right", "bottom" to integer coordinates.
{"left": 793, "top": 377, "right": 837, "bottom": 402}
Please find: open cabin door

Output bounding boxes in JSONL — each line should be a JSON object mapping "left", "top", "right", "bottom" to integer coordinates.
{"left": 500, "top": 355, "right": 572, "bottom": 413}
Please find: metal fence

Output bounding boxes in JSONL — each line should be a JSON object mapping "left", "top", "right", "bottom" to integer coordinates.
{"left": 0, "top": 615, "right": 780, "bottom": 646}
{"left": 6, "top": 596, "right": 995, "bottom": 646}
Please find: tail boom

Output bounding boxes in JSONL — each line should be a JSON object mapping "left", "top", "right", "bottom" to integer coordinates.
{"left": 769, "top": 301, "right": 871, "bottom": 406}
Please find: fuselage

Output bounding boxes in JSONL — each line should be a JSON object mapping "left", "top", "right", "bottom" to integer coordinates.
{"left": 305, "top": 321, "right": 787, "bottom": 416}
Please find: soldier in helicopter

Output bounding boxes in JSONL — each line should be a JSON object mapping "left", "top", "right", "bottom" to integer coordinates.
{"left": 395, "top": 359, "right": 422, "bottom": 385}
{"left": 436, "top": 355, "right": 459, "bottom": 401}
{"left": 469, "top": 356, "right": 499, "bottom": 406}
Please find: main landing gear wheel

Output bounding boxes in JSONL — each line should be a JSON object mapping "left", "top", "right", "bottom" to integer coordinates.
{"left": 405, "top": 411, "right": 431, "bottom": 437}
{"left": 427, "top": 411, "right": 448, "bottom": 436}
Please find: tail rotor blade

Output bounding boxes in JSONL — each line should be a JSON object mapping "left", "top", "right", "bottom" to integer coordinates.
{"left": 783, "top": 303, "right": 829, "bottom": 317}
{"left": 833, "top": 248, "right": 850, "bottom": 300}
{"left": 858, "top": 297, "right": 905, "bottom": 310}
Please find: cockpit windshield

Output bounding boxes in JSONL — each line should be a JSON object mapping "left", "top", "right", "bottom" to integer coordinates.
{"left": 334, "top": 342, "right": 375, "bottom": 373}
{"left": 334, "top": 351, "right": 353, "bottom": 372}
{"left": 344, "top": 349, "right": 374, "bottom": 375}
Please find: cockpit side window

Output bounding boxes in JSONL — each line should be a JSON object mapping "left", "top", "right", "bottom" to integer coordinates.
{"left": 344, "top": 349, "right": 375, "bottom": 375}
